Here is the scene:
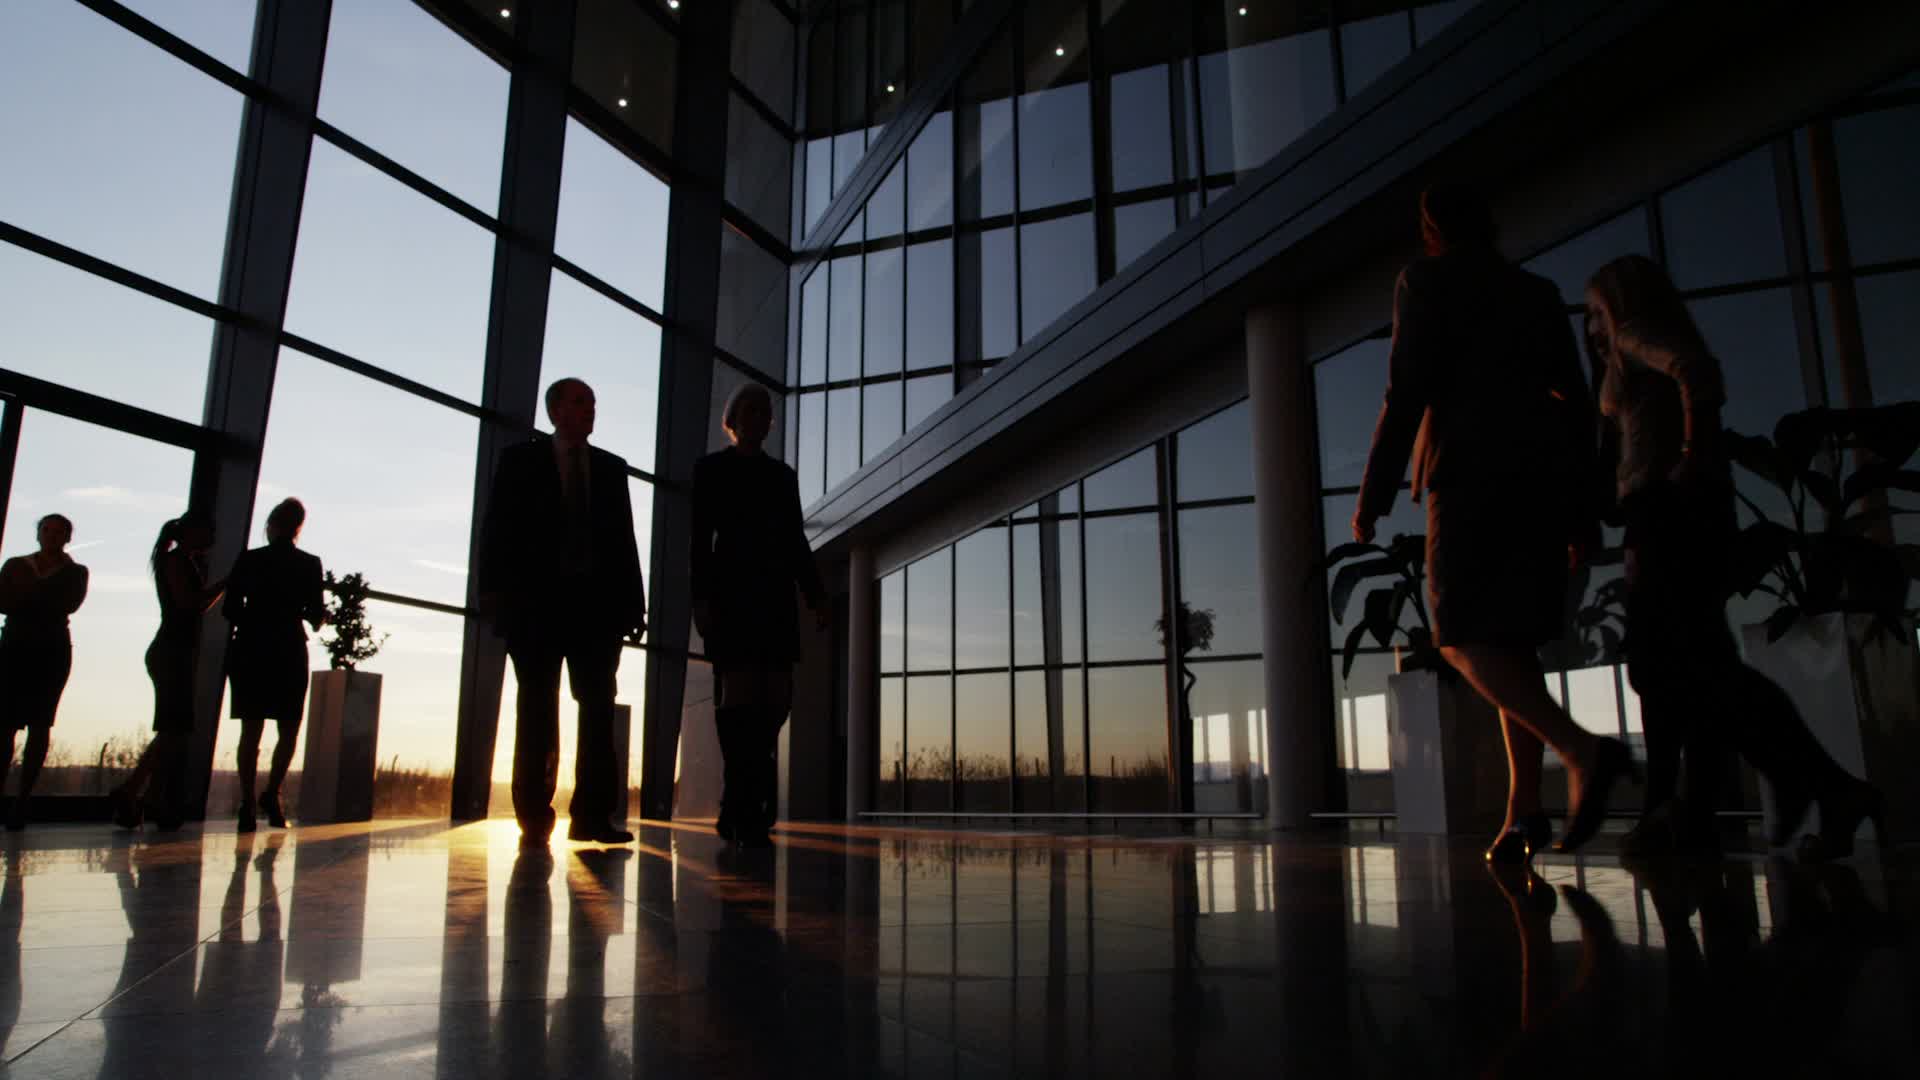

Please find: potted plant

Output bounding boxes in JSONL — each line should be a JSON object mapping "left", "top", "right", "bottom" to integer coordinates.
{"left": 1726, "top": 401, "right": 1920, "bottom": 839}
{"left": 300, "top": 571, "right": 388, "bottom": 824}
{"left": 1318, "top": 534, "right": 1502, "bottom": 835}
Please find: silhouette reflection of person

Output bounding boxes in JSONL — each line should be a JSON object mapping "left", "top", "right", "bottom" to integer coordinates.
{"left": 98, "top": 836, "right": 202, "bottom": 1080}
{"left": 0, "top": 851, "right": 22, "bottom": 1059}
{"left": 498, "top": 849, "right": 554, "bottom": 1079}
{"left": 224, "top": 498, "right": 326, "bottom": 833}
{"left": 691, "top": 384, "right": 826, "bottom": 848}
{"left": 195, "top": 833, "right": 286, "bottom": 1073}
{"left": 479, "top": 378, "right": 647, "bottom": 850}
{"left": 112, "top": 513, "right": 225, "bottom": 831}
{"left": 552, "top": 849, "right": 628, "bottom": 1077}
{"left": 1353, "top": 184, "right": 1631, "bottom": 859}
{"left": 1584, "top": 255, "right": 1883, "bottom": 860}
{"left": 0, "top": 513, "right": 88, "bottom": 830}
{"left": 1482, "top": 871, "right": 1625, "bottom": 1078}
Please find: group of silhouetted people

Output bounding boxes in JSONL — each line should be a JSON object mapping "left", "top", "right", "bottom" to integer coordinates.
{"left": 1355, "top": 183, "right": 1882, "bottom": 864}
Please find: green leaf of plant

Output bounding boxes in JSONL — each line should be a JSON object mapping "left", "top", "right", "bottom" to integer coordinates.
{"left": 1801, "top": 469, "right": 1842, "bottom": 516}
{"left": 1341, "top": 622, "right": 1372, "bottom": 681}
{"left": 1764, "top": 605, "right": 1801, "bottom": 644}
{"left": 1364, "top": 589, "right": 1397, "bottom": 649}
{"left": 1329, "top": 557, "right": 1402, "bottom": 624}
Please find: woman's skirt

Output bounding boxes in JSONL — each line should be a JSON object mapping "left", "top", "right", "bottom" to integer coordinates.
{"left": 1424, "top": 485, "right": 1570, "bottom": 649}
{"left": 0, "top": 630, "right": 73, "bottom": 730}
{"left": 227, "top": 634, "right": 311, "bottom": 722}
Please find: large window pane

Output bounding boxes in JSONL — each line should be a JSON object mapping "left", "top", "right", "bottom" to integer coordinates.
{"left": 0, "top": 243, "right": 209, "bottom": 422}
{"left": 908, "top": 110, "right": 955, "bottom": 231}
{"left": 799, "top": 267, "right": 829, "bottom": 385}
{"left": 285, "top": 141, "right": 495, "bottom": 399}
{"left": 1082, "top": 448, "right": 1158, "bottom": 511}
{"left": 880, "top": 570, "right": 906, "bottom": 674}
{"left": 1018, "top": 81, "right": 1093, "bottom": 211}
{"left": 797, "top": 392, "right": 826, "bottom": 504}
{"left": 979, "top": 227, "right": 1019, "bottom": 361}
{"left": 1107, "top": 68, "right": 1174, "bottom": 194}
{"left": 1112, "top": 198, "right": 1177, "bottom": 275}
{"left": 1197, "top": 4, "right": 1335, "bottom": 179}
{"left": 1660, "top": 149, "right": 1788, "bottom": 291}
{"left": 1692, "top": 289, "right": 1809, "bottom": 443}
{"left": 572, "top": 0, "right": 677, "bottom": 153}
{"left": 956, "top": 673, "right": 1011, "bottom": 811}
{"left": 318, "top": 0, "right": 510, "bottom": 212}
{"left": 829, "top": 253, "right": 864, "bottom": 382}
{"left": 1314, "top": 338, "right": 1390, "bottom": 489}
{"left": 556, "top": 118, "right": 671, "bottom": 311}
{"left": 906, "top": 547, "right": 953, "bottom": 672}
{"left": 1178, "top": 505, "right": 1262, "bottom": 656}
{"left": 1176, "top": 400, "right": 1255, "bottom": 502}
{"left": 905, "top": 674, "right": 952, "bottom": 811}
{"left": 804, "top": 137, "right": 834, "bottom": 237}
{"left": 1013, "top": 669, "right": 1051, "bottom": 810}
{"left": 1855, "top": 270, "right": 1920, "bottom": 407}
{"left": 1834, "top": 103, "right": 1920, "bottom": 267}
{"left": 961, "top": 30, "right": 1016, "bottom": 220}
{"left": 1020, "top": 214, "right": 1097, "bottom": 342}
{"left": 1084, "top": 513, "right": 1165, "bottom": 662}
{"left": 827, "top": 386, "right": 860, "bottom": 491}
{"left": 1188, "top": 659, "right": 1267, "bottom": 813}
{"left": 540, "top": 271, "right": 662, "bottom": 472}
{"left": 1014, "top": 517, "right": 1085, "bottom": 667}
{"left": 363, "top": 600, "right": 468, "bottom": 814}
{"left": 0, "top": 413, "right": 191, "bottom": 793}
{"left": 906, "top": 240, "right": 955, "bottom": 371}
{"left": 877, "top": 675, "right": 905, "bottom": 810}
{"left": 1088, "top": 665, "right": 1169, "bottom": 811}
{"left": 0, "top": 0, "right": 243, "bottom": 298}
{"left": 865, "top": 248, "right": 906, "bottom": 378}
{"left": 862, "top": 381, "right": 904, "bottom": 465}
{"left": 868, "top": 161, "right": 906, "bottom": 242}
{"left": 257, "top": 350, "right": 476, "bottom": 607}
{"left": 116, "top": 0, "right": 257, "bottom": 73}
{"left": 1521, "top": 209, "right": 1650, "bottom": 305}
{"left": 905, "top": 373, "right": 952, "bottom": 431}
{"left": 954, "top": 528, "right": 1010, "bottom": 671}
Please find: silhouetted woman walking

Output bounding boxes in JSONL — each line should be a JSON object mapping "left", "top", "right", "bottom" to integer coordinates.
{"left": 1585, "top": 254, "right": 1882, "bottom": 859}
{"left": 224, "top": 498, "right": 325, "bottom": 832}
{"left": 0, "top": 513, "right": 89, "bottom": 830}
{"left": 691, "top": 383, "right": 826, "bottom": 848}
{"left": 111, "top": 512, "right": 224, "bottom": 830}
{"left": 1354, "top": 184, "right": 1634, "bottom": 860}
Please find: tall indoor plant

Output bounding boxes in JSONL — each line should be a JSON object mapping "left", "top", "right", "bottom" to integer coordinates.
{"left": 301, "top": 571, "right": 388, "bottom": 824}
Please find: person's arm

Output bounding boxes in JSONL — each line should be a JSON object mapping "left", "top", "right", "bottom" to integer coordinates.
{"left": 161, "top": 554, "right": 223, "bottom": 615}
{"left": 1355, "top": 266, "right": 1445, "bottom": 537}
{"left": 476, "top": 448, "right": 519, "bottom": 622}
{"left": 1543, "top": 293, "right": 1604, "bottom": 558}
{"left": 0, "top": 559, "right": 24, "bottom": 614}
{"left": 1615, "top": 320, "right": 1727, "bottom": 470}
{"left": 222, "top": 552, "right": 247, "bottom": 627}
{"left": 304, "top": 557, "right": 327, "bottom": 631}
{"left": 788, "top": 468, "right": 828, "bottom": 619}
{"left": 56, "top": 564, "right": 89, "bottom": 616}
{"left": 611, "top": 457, "right": 647, "bottom": 640}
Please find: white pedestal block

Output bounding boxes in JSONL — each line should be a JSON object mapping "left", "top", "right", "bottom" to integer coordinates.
{"left": 1742, "top": 612, "right": 1920, "bottom": 843}
{"left": 675, "top": 664, "right": 724, "bottom": 820}
{"left": 1387, "top": 670, "right": 1505, "bottom": 835}
{"left": 299, "top": 669, "right": 382, "bottom": 823}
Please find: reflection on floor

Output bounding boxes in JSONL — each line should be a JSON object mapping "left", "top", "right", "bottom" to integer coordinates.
{"left": 0, "top": 819, "right": 1914, "bottom": 1078}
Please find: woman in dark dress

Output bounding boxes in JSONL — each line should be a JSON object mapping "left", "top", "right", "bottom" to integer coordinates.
{"left": 0, "top": 513, "right": 89, "bottom": 830}
{"left": 224, "top": 498, "right": 326, "bottom": 832}
{"left": 110, "top": 512, "right": 224, "bottom": 830}
{"left": 691, "top": 383, "right": 827, "bottom": 848}
{"left": 1585, "top": 255, "right": 1882, "bottom": 859}
{"left": 1354, "top": 184, "right": 1635, "bottom": 860}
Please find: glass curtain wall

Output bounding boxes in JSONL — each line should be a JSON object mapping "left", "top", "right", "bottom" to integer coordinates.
{"left": 791, "top": 1, "right": 1490, "bottom": 505}
{"left": 1312, "top": 68, "right": 1920, "bottom": 810}
{"left": 0, "top": 0, "right": 702, "bottom": 819}
{"left": 874, "top": 400, "right": 1265, "bottom": 815}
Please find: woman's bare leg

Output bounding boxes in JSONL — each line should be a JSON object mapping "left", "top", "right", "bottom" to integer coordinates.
{"left": 1441, "top": 645, "right": 1603, "bottom": 808}
{"left": 1500, "top": 711, "right": 1545, "bottom": 834}
{"left": 236, "top": 718, "right": 265, "bottom": 810}
{"left": 266, "top": 717, "right": 300, "bottom": 797}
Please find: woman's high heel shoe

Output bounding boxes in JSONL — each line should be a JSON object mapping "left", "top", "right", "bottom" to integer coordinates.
{"left": 1554, "top": 737, "right": 1640, "bottom": 855}
{"left": 259, "top": 791, "right": 287, "bottom": 829}
{"left": 1797, "top": 781, "right": 1885, "bottom": 863}
{"left": 1485, "top": 811, "right": 1553, "bottom": 864}
{"left": 108, "top": 785, "right": 143, "bottom": 830}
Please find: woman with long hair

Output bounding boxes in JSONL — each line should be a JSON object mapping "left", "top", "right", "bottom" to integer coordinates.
{"left": 223, "top": 498, "right": 325, "bottom": 831}
{"left": 1354, "top": 183, "right": 1635, "bottom": 861}
{"left": 109, "top": 512, "right": 224, "bottom": 830}
{"left": 0, "top": 513, "right": 89, "bottom": 829}
{"left": 690, "top": 382, "right": 827, "bottom": 849}
{"left": 1584, "top": 254, "right": 1882, "bottom": 859}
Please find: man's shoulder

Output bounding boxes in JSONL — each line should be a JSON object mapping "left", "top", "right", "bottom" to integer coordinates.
{"left": 588, "top": 444, "right": 629, "bottom": 471}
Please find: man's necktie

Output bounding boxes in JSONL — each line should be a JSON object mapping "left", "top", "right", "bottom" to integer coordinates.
{"left": 566, "top": 445, "right": 591, "bottom": 570}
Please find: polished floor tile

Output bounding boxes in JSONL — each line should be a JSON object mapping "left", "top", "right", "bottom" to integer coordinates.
{"left": 0, "top": 818, "right": 1915, "bottom": 1077}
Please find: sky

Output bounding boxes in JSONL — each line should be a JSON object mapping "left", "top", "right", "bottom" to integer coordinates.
{"left": 0, "top": 0, "right": 675, "bottom": 792}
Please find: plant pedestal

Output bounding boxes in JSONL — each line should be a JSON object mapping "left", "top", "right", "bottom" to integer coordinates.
{"left": 675, "top": 663, "right": 724, "bottom": 820}
{"left": 1387, "top": 669, "right": 1506, "bottom": 835}
{"left": 1742, "top": 612, "right": 1920, "bottom": 845}
{"left": 299, "top": 669, "right": 382, "bottom": 824}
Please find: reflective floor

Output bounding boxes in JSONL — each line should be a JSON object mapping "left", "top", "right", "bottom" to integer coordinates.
{"left": 0, "top": 819, "right": 1914, "bottom": 1078}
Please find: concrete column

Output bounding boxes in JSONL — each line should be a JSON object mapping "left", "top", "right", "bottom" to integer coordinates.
{"left": 845, "top": 545, "right": 876, "bottom": 819}
{"left": 1246, "top": 301, "right": 1336, "bottom": 829}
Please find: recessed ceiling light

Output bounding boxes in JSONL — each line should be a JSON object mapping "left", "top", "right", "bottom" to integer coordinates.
{"left": 885, "top": 84, "right": 896, "bottom": 93}
{"left": 668, "top": 0, "right": 680, "bottom": 8}
{"left": 498, "top": 7, "right": 510, "bottom": 16}
{"left": 1239, "top": 6, "right": 1248, "bottom": 14}
{"left": 1054, "top": 45, "right": 1065, "bottom": 57}
{"left": 617, "top": 97, "right": 629, "bottom": 108}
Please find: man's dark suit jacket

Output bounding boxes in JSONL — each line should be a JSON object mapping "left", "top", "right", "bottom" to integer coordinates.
{"left": 479, "top": 436, "right": 647, "bottom": 643}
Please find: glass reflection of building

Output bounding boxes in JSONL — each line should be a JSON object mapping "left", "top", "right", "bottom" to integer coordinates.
{"left": 1, "top": 0, "right": 1914, "bottom": 824}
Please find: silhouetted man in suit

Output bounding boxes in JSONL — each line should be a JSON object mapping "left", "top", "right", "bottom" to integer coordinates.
{"left": 480, "top": 378, "right": 646, "bottom": 849}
